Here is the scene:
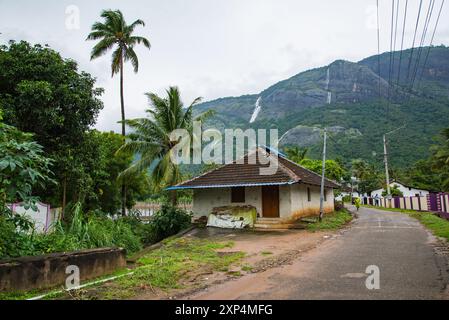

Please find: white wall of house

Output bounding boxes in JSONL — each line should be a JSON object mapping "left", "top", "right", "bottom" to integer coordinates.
{"left": 192, "top": 184, "right": 335, "bottom": 220}
{"left": 192, "top": 187, "right": 262, "bottom": 217}
{"left": 371, "top": 182, "right": 429, "bottom": 198}
{"left": 289, "top": 184, "right": 334, "bottom": 220}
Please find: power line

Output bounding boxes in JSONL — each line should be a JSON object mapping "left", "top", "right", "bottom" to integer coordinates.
{"left": 392, "top": 0, "right": 401, "bottom": 80}
{"left": 417, "top": 0, "right": 445, "bottom": 89}
{"left": 386, "top": 0, "right": 397, "bottom": 130}
{"left": 376, "top": 0, "right": 382, "bottom": 99}
{"left": 396, "top": 0, "right": 409, "bottom": 86}
{"left": 405, "top": 0, "right": 423, "bottom": 87}
{"left": 410, "top": 0, "right": 436, "bottom": 90}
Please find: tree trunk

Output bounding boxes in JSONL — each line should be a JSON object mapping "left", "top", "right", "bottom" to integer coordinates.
{"left": 62, "top": 177, "right": 67, "bottom": 221}
{"left": 120, "top": 53, "right": 126, "bottom": 136}
{"left": 120, "top": 52, "right": 126, "bottom": 216}
{"left": 171, "top": 190, "right": 178, "bottom": 206}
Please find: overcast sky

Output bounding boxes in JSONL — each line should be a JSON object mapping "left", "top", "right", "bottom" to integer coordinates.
{"left": 1, "top": 0, "right": 448, "bottom": 132}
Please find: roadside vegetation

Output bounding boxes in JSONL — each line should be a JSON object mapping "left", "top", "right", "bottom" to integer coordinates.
{"left": 306, "top": 208, "right": 353, "bottom": 231}
{"left": 36, "top": 238, "right": 245, "bottom": 300}
{"left": 0, "top": 203, "right": 192, "bottom": 259}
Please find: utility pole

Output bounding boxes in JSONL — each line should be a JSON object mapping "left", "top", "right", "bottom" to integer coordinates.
{"left": 383, "top": 134, "right": 391, "bottom": 199}
{"left": 383, "top": 125, "right": 406, "bottom": 207}
{"left": 319, "top": 128, "right": 327, "bottom": 221}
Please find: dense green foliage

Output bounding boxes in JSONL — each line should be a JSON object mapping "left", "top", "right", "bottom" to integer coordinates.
{"left": 0, "top": 112, "right": 54, "bottom": 213}
{"left": 0, "top": 41, "right": 149, "bottom": 213}
{"left": 403, "top": 127, "right": 449, "bottom": 192}
{"left": 0, "top": 203, "right": 192, "bottom": 259}
{"left": 0, "top": 41, "right": 102, "bottom": 207}
{"left": 298, "top": 158, "right": 346, "bottom": 182}
{"left": 150, "top": 204, "right": 192, "bottom": 242}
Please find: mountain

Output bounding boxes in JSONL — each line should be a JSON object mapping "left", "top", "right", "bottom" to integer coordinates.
{"left": 194, "top": 45, "right": 449, "bottom": 168}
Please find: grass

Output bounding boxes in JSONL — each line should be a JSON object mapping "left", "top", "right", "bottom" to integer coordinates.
{"left": 89, "top": 237, "right": 245, "bottom": 300}
{"left": 362, "top": 205, "right": 449, "bottom": 241}
{"left": 306, "top": 209, "right": 353, "bottom": 231}
{"left": 261, "top": 251, "right": 273, "bottom": 256}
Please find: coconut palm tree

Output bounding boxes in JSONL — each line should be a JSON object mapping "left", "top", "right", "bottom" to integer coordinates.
{"left": 87, "top": 9, "right": 151, "bottom": 136}
{"left": 117, "top": 87, "right": 203, "bottom": 204}
{"left": 87, "top": 10, "right": 150, "bottom": 215}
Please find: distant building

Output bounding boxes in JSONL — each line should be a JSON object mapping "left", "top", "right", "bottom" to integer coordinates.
{"left": 370, "top": 181, "right": 430, "bottom": 198}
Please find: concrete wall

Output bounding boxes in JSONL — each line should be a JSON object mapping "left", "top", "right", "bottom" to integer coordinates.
{"left": 290, "top": 184, "right": 334, "bottom": 220}
{"left": 192, "top": 187, "right": 262, "bottom": 217}
{"left": 192, "top": 184, "right": 335, "bottom": 220}
{"left": 0, "top": 247, "right": 126, "bottom": 292}
{"left": 377, "top": 196, "right": 428, "bottom": 211}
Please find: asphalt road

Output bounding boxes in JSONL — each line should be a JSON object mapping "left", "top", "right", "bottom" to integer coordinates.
{"left": 193, "top": 206, "right": 449, "bottom": 300}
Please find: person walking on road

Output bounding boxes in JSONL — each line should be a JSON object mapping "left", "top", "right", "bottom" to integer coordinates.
{"left": 354, "top": 198, "right": 361, "bottom": 211}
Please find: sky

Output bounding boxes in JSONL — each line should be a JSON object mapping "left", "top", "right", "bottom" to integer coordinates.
{"left": 1, "top": 0, "right": 448, "bottom": 132}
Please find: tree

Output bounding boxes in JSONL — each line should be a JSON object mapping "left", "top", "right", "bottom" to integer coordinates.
{"left": 83, "top": 130, "right": 149, "bottom": 214}
{"left": 118, "top": 87, "right": 202, "bottom": 204}
{"left": 284, "top": 146, "right": 309, "bottom": 163}
{"left": 298, "top": 158, "right": 346, "bottom": 182}
{"left": 55, "top": 130, "right": 150, "bottom": 216}
{"left": 0, "top": 111, "right": 55, "bottom": 215}
{"left": 87, "top": 9, "right": 151, "bottom": 215}
{"left": 351, "top": 159, "right": 382, "bottom": 194}
{"left": 87, "top": 9, "right": 151, "bottom": 136}
{"left": 404, "top": 127, "right": 449, "bottom": 192}
{"left": 0, "top": 41, "right": 104, "bottom": 208}
{"left": 382, "top": 185, "right": 403, "bottom": 197}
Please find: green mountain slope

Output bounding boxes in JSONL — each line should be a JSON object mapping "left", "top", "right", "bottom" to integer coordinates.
{"left": 194, "top": 45, "right": 449, "bottom": 169}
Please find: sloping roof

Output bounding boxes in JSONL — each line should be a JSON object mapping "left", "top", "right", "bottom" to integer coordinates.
{"left": 167, "top": 147, "right": 340, "bottom": 190}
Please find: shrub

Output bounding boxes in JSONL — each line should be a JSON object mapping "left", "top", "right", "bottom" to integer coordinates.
{"left": 121, "top": 216, "right": 157, "bottom": 245}
{"left": 151, "top": 205, "right": 192, "bottom": 242}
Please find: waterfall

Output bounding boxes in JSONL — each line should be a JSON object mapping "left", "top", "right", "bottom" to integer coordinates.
{"left": 325, "top": 68, "right": 332, "bottom": 104}
{"left": 249, "top": 97, "right": 262, "bottom": 123}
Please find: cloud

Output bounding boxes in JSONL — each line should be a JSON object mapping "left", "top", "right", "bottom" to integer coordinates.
{"left": 1, "top": 0, "right": 448, "bottom": 133}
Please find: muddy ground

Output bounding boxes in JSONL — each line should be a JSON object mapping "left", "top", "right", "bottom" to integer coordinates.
{"left": 133, "top": 226, "right": 349, "bottom": 300}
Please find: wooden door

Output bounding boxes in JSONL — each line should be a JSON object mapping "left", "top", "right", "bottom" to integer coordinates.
{"left": 262, "top": 186, "right": 280, "bottom": 217}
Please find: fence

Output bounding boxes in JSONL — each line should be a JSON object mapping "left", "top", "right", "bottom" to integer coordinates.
{"left": 8, "top": 202, "right": 61, "bottom": 234}
{"left": 363, "top": 192, "right": 449, "bottom": 217}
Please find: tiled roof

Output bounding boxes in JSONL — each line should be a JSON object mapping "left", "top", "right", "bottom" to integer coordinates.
{"left": 168, "top": 147, "right": 340, "bottom": 190}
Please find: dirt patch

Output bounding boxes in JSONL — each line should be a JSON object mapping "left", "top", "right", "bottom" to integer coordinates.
{"left": 163, "top": 227, "right": 346, "bottom": 300}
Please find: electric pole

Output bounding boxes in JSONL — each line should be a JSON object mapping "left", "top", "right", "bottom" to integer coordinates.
{"left": 319, "top": 128, "right": 327, "bottom": 221}
{"left": 383, "top": 125, "right": 406, "bottom": 206}
{"left": 383, "top": 134, "right": 391, "bottom": 199}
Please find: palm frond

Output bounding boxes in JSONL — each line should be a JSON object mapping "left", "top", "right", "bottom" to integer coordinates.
{"left": 124, "top": 46, "right": 139, "bottom": 73}
{"left": 111, "top": 47, "right": 122, "bottom": 76}
{"left": 90, "top": 36, "right": 116, "bottom": 60}
{"left": 129, "top": 36, "right": 151, "bottom": 49}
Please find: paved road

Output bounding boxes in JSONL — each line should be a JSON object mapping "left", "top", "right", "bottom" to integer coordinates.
{"left": 192, "top": 206, "right": 449, "bottom": 300}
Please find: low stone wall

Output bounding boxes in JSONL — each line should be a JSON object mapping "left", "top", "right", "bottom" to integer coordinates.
{"left": 0, "top": 247, "right": 126, "bottom": 292}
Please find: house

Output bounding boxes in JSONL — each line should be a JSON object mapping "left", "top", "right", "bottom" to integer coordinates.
{"left": 370, "top": 180, "right": 430, "bottom": 198}
{"left": 168, "top": 147, "right": 339, "bottom": 227}
{"left": 335, "top": 185, "right": 362, "bottom": 201}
